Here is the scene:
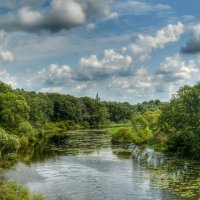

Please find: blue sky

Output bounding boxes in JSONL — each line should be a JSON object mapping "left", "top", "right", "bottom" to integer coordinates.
{"left": 0, "top": 0, "right": 200, "bottom": 103}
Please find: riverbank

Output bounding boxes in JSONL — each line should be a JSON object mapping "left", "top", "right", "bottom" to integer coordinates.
{"left": 0, "top": 182, "right": 43, "bottom": 200}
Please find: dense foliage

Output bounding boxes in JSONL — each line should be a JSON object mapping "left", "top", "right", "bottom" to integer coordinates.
{"left": 0, "top": 182, "right": 43, "bottom": 200}
{"left": 111, "top": 110, "right": 161, "bottom": 145}
{"left": 159, "top": 83, "right": 200, "bottom": 159}
{"left": 111, "top": 82, "right": 200, "bottom": 159}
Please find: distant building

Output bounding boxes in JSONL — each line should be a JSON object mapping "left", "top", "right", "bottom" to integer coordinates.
{"left": 96, "top": 92, "right": 100, "bottom": 102}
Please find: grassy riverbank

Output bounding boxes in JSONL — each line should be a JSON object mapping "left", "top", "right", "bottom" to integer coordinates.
{"left": 0, "top": 182, "right": 43, "bottom": 200}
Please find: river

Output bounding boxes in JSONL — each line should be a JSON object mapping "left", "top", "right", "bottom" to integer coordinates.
{"left": 2, "top": 130, "right": 200, "bottom": 200}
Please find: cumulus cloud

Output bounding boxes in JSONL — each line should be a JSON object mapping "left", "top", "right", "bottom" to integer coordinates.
{"left": 106, "top": 12, "right": 119, "bottom": 20}
{"left": 154, "top": 54, "right": 199, "bottom": 93}
{"left": 38, "top": 64, "right": 72, "bottom": 86}
{"left": 129, "top": 22, "right": 184, "bottom": 60}
{"left": 0, "top": 0, "right": 115, "bottom": 32}
{"left": 0, "top": 51, "right": 14, "bottom": 62}
{"left": 77, "top": 49, "right": 133, "bottom": 80}
{"left": 86, "top": 23, "right": 96, "bottom": 31}
{"left": 108, "top": 68, "right": 152, "bottom": 92}
{"left": 0, "top": 70, "right": 17, "bottom": 87}
{"left": 107, "top": 53, "right": 200, "bottom": 100}
{"left": 106, "top": 67, "right": 156, "bottom": 101}
{"left": 156, "top": 54, "right": 198, "bottom": 82}
{"left": 0, "top": 30, "right": 14, "bottom": 62}
{"left": 181, "top": 25, "right": 200, "bottom": 54}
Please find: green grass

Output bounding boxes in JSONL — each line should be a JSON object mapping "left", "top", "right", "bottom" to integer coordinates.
{"left": 0, "top": 182, "right": 44, "bottom": 200}
{"left": 106, "top": 126, "right": 132, "bottom": 135}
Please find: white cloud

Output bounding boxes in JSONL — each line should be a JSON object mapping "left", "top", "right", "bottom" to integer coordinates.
{"left": 0, "top": 0, "right": 86, "bottom": 32}
{"left": 106, "top": 53, "right": 200, "bottom": 101}
{"left": 156, "top": 53, "right": 199, "bottom": 83}
{"left": 78, "top": 49, "right": 133, "bottom": 80}
{"left": 148, "top": 53, "right": 199, "bottom": 97}
{"left": 37, "top": 64, "right": 72, "bottom": 86}
{"left": 0, "top": 30, "right": 14, "bottom": 62}
{"left": 40, "top": 87, "right": 64, "bottom": 93}
{"left": 0, "top": 70, "right": 17, "bottom": 87}
{"left": 75, "top": 83, "right": 88, "bottom": 90}
{"left": 0, "top": 51, "right": 14, "bottom": 62}
{"left": 108, "top": 68, "right": 153, "bottom": 95}
{"left": 25, "top": 63, "right": 77, "bottom": 94}
{"left": 86, "top": 23, "right": 96, "bottom": 31}
{"left": 129, "top": 22, "right": 184, "bottom": 60}
{"left": 0, "top": 0, "right": 116, "bottom": 32}
{"left": 106, "top": 12, "right": 119, "bottom": 20}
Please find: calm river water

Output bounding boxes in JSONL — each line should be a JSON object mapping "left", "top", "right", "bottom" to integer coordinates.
{"left": 2, "top": 131, "right": 199, "bottom": 200}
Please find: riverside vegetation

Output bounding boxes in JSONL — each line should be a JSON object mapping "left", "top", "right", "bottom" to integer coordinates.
{"left": 0, "top": 80, "right": 200, "bottom": 198}
{"left": 111, "top": 82, "right": 200, "bottom": 160}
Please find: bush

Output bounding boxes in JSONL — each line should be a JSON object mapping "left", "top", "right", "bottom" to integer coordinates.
{"left": 17, "top": 122, "right": 34, "bottom": 136}
{"left": 111, "top": 128, "right": 134, "bottom": 144}
{"left": 20, "top": 136, "right": 29, "bottom": 150}
{"left": 131, "top": 127, "right": 153, "bottom": 144}
{"left": 0, "top": 129, "right": 20, "bottom": 157}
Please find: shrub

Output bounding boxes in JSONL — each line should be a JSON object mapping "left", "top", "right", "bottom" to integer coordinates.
{"left": 111, "top": 128, "right": 134, "bottom": 144}
{"left": 17, "top": 122, "right": 34, "bottom": 136}
{"left": 131, "top": 127, "right": 153, "bottom": 144}
{"left": 0, "top": 129, "right": 20, "bottom": 156}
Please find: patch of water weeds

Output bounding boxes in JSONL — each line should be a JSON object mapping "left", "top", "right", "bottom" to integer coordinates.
{"left": 46, "top": 130, "right": 111, "bottom": 156}
{"left": 132, "top": 146, "right": 200, "bottom": 199}
{"left": 151, "top": 160, "right": 200, "bottom": 199}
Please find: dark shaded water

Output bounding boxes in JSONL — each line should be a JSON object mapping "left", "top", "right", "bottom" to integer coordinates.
{"left": 2, "top": 131, "right": 199, "bottom": 200}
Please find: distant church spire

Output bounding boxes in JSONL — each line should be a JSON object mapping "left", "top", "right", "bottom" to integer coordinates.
{"left": 96, "top": 92, "right": 100, "bottom": 102}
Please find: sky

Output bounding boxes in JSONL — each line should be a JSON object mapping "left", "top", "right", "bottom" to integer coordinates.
{"left": 0, "top": 0, "right": 200, "bottom": 103}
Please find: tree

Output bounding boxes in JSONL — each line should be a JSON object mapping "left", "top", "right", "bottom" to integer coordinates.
{"left": 131, "top": 110, "right": 161, "bottom": 144}
{"left": 0, "top": 93, "right": 30, "bottom": 130}
{"left": 159, "top": 83, "right": 200, "bottom": 158}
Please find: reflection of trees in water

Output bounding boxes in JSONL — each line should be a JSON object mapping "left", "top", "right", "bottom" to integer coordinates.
{"left": 111, "top": 146, "right": 133, "bottom": 159}
{"left": 20, "top": 130, "right": 111, "bottom": 164}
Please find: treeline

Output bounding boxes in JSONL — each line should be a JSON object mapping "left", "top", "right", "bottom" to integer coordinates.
{"left": 112, "top": 82, "right": 200, "bottom": 159}
{"left": 13, "top": 86, "right": 162, "bottom": 128}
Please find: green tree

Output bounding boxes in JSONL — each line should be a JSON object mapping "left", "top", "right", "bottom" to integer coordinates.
{"left": 159, "top": 83, "right": 200, "bottom": 158}
{"left": 0, "top": 93, "right": 30, "bottom": 130}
